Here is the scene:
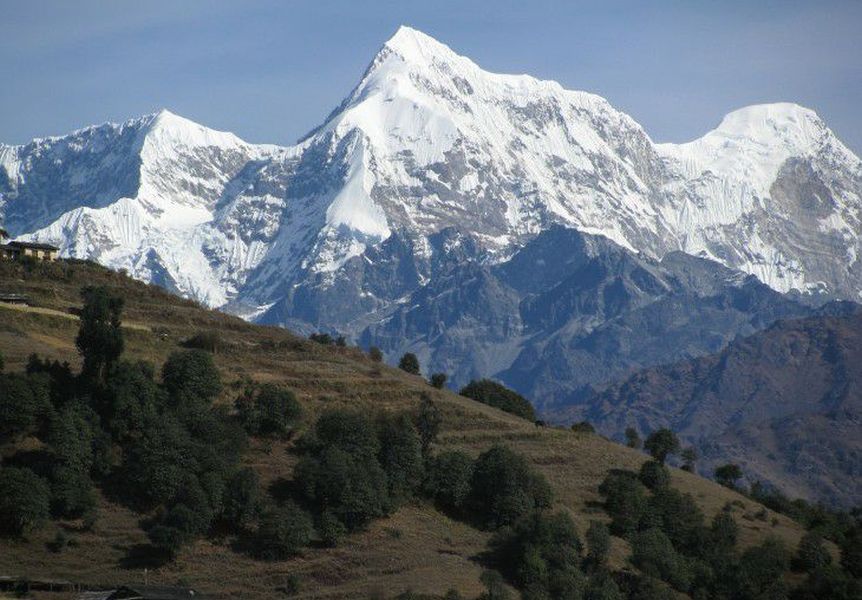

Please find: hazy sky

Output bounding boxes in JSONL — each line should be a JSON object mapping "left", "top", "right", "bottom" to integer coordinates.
{"left": 1, "top": 0, "right": 860, "bottom": 153}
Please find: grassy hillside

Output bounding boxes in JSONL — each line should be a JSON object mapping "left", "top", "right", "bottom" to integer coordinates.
{"left": 0, "top": 260, "right": 821, "bottom": 599}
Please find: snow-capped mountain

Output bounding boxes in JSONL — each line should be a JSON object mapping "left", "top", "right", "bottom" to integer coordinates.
{"left": 2, "top": 26, "right": 860, "bottom": 314}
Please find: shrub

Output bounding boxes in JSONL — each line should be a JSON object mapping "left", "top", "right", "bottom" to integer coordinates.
{"left": 643, "top": 429, "right": 679, "bottom": 464}
{"left": 459, "top": 379, "right": 536, "bottom": 421}
{"left": 236, "top": 384, "right": 302, "bottom": 438}
{"left": 714, "top": 463, "right": 743, "bottom": 489}
{"left": 424, "top": 450, "right": 474, "bottom": 514}
{"left": 429, "top": 372, "right": 447, "bottom": 389}
{"left": 638, "top": 460, "right": 670, "bottom": 490}
{"left": 255, "top": 503, "right": 313, "bottom": 560}
{"left": 398, "top": 352, "right": 420, "bottom": 375}
{"left": 0, "top": 467, "right": 51, "bottom": 536}
{"left": 468, "top": 445, "right": 552, "bottom": 529}
{"left": 161, "top": 350, "right": 222, "bottom": 406}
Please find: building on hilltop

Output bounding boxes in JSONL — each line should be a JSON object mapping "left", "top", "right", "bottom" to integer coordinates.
{"left": 0, "top": 240, "right": 60, "bottom": 261}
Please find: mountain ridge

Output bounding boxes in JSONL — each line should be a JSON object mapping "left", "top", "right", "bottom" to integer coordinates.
{"left": 3, "top": 27, "right": 859, "bottom": 314}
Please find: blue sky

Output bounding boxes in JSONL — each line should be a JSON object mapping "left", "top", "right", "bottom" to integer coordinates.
{"left": 1, "top": 0, "right": 860, "bottom": 152}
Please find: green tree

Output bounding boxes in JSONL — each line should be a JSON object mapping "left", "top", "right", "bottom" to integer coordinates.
{"left": 376, "top": 412, "right": 424, "bottom": 503}
{"left": 646, "top": 486, "right": 707, "bottom": 556}
{"left": 469, "top": 445, "right": 552, "bottom": 529}
{"left": 255, "top": 503, "right": 313, "bottom": 560}
{"left": 630, "top": 528, "right": 692, "bottom": 592}
{"left": 736, "top": 537, "right": 789, "bottom": 599}
{"left": 714, "top": 463, "right": 743, "bottom": 489}
{"left": 709, "top": 511, "right": 738, "bottom": 554}
{"left": 795, "top": 532, "right": 832, "bottom": 572}
{"left": 294, "top": 409, "right": 391, "bottom": 531}
{"left": 643, "top": 429, "right": 680, "bottom": 464}
{"left": 584, "top": 571, "right": 624, "bottom": 600}
{"left": 416, "top": 394, "right": 442, "bottom": 456}
{"left": 424, "top": 450, "right": 474, "bottom": 514}
{"left": 161, "top": 350, "right": 222, "bottom": 406}
{"left": 639, "top": 460, "right": 670, "bottom": 490}
{"left": 148, "top": 524, "right": 186, "bottom": 559}
{"left": 680, "top": 447, "right": 697, "bottom": 473}
{"left": 841, "top": 526, "right": 862, "bottom": 577}
{"left": 50, "top": 466, "right": 96, "bottom": 520}
{"left": 368, "top": 346, "right": 383, "bottom": 363}
{"left": 318, "top": 510, "right": 347, "bottom": 547}
{"left": 0, "top": 467, "right": 50, "bottom": 536}
{"left": 598, "top": 470, "right": 648, "bottom": 537}
{"left": 429, "top": 372, "right": 448, "bottom": 389}
{"left": 459, "top": 379, "right": 536, "bottom": 421}
{"left": 479, "top": 570, "right": 511, "bottom": 600}
{"left": 236, "top": 384, "right": 302, "bottom": 438}
{"left": 492, "top": 511, "right": 584, "bottom": 598}
{"left": 101, "top": 360, "right": 164, "bottom": 441}
{"left": 221, "top": 468, "right": 261, "bottom": 531}
{"left": 625, "top": 427, "right": 641, "bottom": 449}
{"left": 792, "top": 565, "right": 862, "bottom": 600}
{"left": 398, "top": 352, "right": 420, "bottom": 375}
{"left": 76, "top": 286, "right": 124, "bottom": 383}
{"left": 586, "top": 521, "right": 611, "bottom": 569}
{"left": 0, "top": 373, "right": 50, "bottom": 439}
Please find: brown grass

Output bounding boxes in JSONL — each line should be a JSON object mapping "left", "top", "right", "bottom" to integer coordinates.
{"left": 0, "top": 260, "right": 814, "bottom": 599}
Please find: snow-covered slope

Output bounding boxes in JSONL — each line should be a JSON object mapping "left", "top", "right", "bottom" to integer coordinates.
{"left": 1, "top": 26, "right": 861, "bottom": 315}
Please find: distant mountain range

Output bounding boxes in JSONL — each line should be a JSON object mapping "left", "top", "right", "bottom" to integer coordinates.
{"left": 2, "top": 26, "right": 860, "bottom": 505}
{"left": 580, "top": 306, "right": 862, "bottom": 508}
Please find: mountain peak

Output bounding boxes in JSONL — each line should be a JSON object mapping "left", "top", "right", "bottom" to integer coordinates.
{"left": 713, "top": 102, "right": 823, "bottom": 139}
{"left": 141, "top": 108, "right": 246, "bottom": 149}
{"left": 383, "top": 26, "right": 457, "bottom": 62}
